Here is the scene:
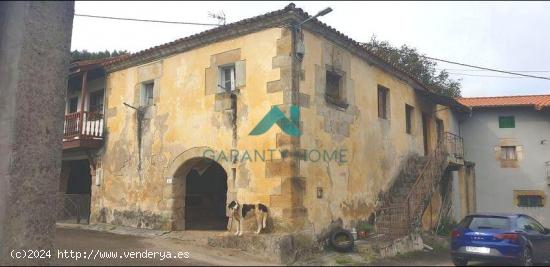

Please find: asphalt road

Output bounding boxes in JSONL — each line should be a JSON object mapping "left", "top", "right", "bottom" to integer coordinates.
{"left": 368, "top": 249, "right": 520, "bottom": 266}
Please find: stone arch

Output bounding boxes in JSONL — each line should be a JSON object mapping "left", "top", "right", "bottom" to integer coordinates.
{"left": 164, "top": 147, "right": 233, "bottom": 230}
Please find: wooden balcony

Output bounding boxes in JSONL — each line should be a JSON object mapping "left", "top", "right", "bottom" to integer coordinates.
{"left": 63, "top": 111, "right": 104, "bottom": 150}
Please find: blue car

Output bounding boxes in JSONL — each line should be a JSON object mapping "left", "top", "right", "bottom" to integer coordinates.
{"left": 451, "top": 213, "right": 550, "bottom": 266}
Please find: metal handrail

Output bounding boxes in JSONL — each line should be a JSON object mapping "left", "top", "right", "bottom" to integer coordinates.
{"left": 375, "top": 132, "right": 463, "bottom": 240}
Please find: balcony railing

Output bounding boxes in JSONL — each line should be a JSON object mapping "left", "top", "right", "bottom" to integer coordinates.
{"left": 63, "top": 111, "right": 103, "bottom": 143}
{"left": 443, "top": 132, "right": 464, "bottom": 166}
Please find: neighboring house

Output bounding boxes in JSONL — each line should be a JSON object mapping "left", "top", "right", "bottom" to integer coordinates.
{"left": 59, "top": 4, "right": 475, "bottom": 240}
{"left": 459, "top": 95, "right": 550, "bottom": 225}
{"left": 58, "top": 56, "right": 124, "bottom": 223}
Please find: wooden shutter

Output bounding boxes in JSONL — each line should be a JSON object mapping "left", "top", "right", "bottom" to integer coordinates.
{"left": 235, "top": 60, "right": 246, "bottom": 88}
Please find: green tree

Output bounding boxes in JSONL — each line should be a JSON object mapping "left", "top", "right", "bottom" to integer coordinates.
{"left": 71, "top": 49, "right": 129, "bottom": 62}
{"left": 364, "top": 36, "right": 461, "bottom": 98}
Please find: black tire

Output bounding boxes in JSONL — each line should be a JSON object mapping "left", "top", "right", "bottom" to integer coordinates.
{"left": 520, "top": 247, "right": 534, "bottom": 266}
{"left": 452, "top": 257, "right": 468, "bottom": 266}
{"left": 329, "top": 229, "right": 354, "bottom": 252}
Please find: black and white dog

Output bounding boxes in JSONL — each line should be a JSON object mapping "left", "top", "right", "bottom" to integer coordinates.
{"left": 227, "top": 201, "right": 268, "bottom": 236}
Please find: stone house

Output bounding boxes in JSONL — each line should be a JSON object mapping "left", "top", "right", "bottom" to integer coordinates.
{"left": 58, "top": 4, "right": 476, "bottom": 239}
{"left": 458, "top": 95, "right": 550, "bottom": 225}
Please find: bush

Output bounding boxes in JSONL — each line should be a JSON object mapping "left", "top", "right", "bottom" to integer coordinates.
{"left": 436, "top": 216, "right": 457, "bottom": 236}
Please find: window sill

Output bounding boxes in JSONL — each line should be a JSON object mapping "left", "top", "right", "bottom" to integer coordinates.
{"left": 217, "top": 88, "right": 240, "bottom": 96}
{"left": 324, "top": 95, "right": 348, "bottom": 110}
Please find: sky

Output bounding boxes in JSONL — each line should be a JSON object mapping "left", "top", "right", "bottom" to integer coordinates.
{"left": 72, "top": 1, "right": 550, "bottom": 97}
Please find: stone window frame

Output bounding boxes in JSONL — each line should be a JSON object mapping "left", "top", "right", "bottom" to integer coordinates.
{"left": 323, "top": 65, "right": 348, "bottom": 110}
{"left": 204, "top": 49, "right": 246, "bottom": 95}
{"left": 514, "top": 190, "right": 546, "bottom": 208}
{"left": 495, "top": 139, "right": 523, "bottom": 168}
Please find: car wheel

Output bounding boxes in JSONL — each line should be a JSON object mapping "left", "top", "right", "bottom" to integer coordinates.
{"left": 329, "top": 229, "right": 354, "bottom": 252}
{"left": 520, "top": 247, "right": 533, "bottom": 266}
{"left": 452, "top": 257, "right": 468, "bottom": 266}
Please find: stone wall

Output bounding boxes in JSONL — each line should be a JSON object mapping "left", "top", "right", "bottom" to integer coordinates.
{"left": 0, "top": 2, "right": 74, "bottom": 265}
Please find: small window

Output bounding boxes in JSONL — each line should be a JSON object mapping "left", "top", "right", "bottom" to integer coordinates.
{"left": 378, "top": 85, "right": 389, "bottom": 119}
{"left": 500, "top": 146, "right": 517, "bottom": 160}
{"left": 499, "top": 116, "right": 515, "bottom": 128}
{"left": 405, "top": 104, "right": 414, "bottom": 134}
{"left": 89, "top": 90, "right": 104, "bottom": 113}
{"left": 141, "top": 81, "right": 154, "bottom": 106}
{"left": 517, "top": 195, "right": 544, "bottom": 208}
{"left": 466, "top": 216, "right": 510, "bottom": 230}
{"left": 68, "top": 97, "right": 78, "bottom": 113}
{"left": 219, "top": 64, "right": 236, "bottom": 91}
{"left": 325, "top": 70, "right": 342, "bottom": 101}
{"left": 436, "top": 118, "right": 444, "bottom": 142}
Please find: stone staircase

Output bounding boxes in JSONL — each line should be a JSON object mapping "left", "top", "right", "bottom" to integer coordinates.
{"left": 375, "top": 139, "right": 450, "bottom": 242}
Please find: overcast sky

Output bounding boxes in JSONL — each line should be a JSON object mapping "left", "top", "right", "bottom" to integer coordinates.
{"left": 72, "top": 1, "right": 550, "bottom": 97}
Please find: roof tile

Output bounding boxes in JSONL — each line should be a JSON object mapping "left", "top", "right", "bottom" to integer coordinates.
{"left": 458, "top": 95, "right": 550, "bottom": 110}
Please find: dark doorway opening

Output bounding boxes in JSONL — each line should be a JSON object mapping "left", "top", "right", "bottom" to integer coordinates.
{"left": 60, "top": 159, "right": 92, "bottom": 224}
{"left": 184, "top": 160, "right": 228, "bottom": 230}
{"left": 66, "top": 160, "right": 92, "bottom": 194}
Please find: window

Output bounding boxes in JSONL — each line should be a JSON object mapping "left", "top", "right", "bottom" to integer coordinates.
{"left": 378, "top": 85, "right": 389, "bottom": 119}
{"left": 405, "top": 104, "right": 414, "bottom": 134}
{"left": 500, "top": 146, "right": 517, "bottom": 160}
{"left": 517, "top": 216, "right": 546, "bottom": 234}
{"left": 517, "top": 195, "right": 544, "bottom": 208}
{"left": 141, "top": 81, "right": 154, "bottom": 106}
{"left": 89, "top": 90, "right": 104, "bottom": 113}
{"left": 219, "top": 64, "right": 236, "bottom": 91}
{"left": 499, "top": 116, "right": 515, "bottom": 128}
{"left": 465, "top": 216, "right": 510, "bottom": 230}
{"left": 68, "top": 97, "right": 78, "bottom": 113}
{"left": 325, "top": 70, "right": 342, "bottom": 100}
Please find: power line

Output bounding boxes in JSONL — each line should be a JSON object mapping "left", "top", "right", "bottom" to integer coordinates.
{"left": 423, "top": 55, "right": 550, "bottom": 81}
{"left": 447, "top": 72, "right": 529, "bottom": 79}
{"left": 436, "top": 68, "right": 550, "bottom": 73}
{"left": 75, "top": 14, "right": 221, "bottom": 27}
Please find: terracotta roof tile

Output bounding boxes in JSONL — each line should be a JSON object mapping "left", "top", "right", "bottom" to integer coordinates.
{"left": 71, "top": 55, "right": 130, "bottom": 68}
{"left": 458, "top": 95, "right": 550, "bottom": 110}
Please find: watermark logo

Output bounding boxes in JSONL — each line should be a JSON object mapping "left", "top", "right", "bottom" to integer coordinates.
{"left": 249, "top": 105, "right": 301, "bottom": 136}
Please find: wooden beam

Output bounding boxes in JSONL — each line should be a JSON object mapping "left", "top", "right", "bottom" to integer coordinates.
{"left": 79, "top": 71, "right": 88, "bottom": 112}
{"left": 78, "top": 71, "right": 88, "bottom": 137}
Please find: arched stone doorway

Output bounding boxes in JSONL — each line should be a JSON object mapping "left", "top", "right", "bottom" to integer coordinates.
{"left": 172, "top": 156, "right": 228, "bottom": 230}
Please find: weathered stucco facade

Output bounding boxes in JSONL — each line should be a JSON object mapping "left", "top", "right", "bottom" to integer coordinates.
{"left": 92, "top": 27, "right": 297, "bottom": 230}
{"left": 297, "top": 29, "right": 468, "bottom": 233}
{"left": 76, "top": 4, "right": 474, "bottom": 236}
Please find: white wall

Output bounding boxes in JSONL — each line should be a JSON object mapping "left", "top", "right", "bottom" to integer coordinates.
{"left": 461, "top": 107, "right": 550, "bottom": 225}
